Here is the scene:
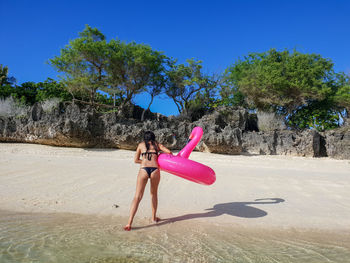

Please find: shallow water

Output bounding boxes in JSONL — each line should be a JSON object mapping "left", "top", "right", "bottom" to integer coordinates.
{"left": 0, "top": 210, "right": 349, "bottom": 263}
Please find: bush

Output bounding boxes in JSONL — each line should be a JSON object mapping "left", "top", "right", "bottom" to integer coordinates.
{"left": 36, "top": 79, "right": 72, "bottom": 102}
{"left": 42, "top": 98, "right": 61, "bottom": 112}
{"left": 0, "top": 96, "right": 29, "bottom": 118}
{"left": 286, "top": 100, "right": 340, "bottom": 131}
{"left": 257, "top": 111, "right": 286, "bottom": 131}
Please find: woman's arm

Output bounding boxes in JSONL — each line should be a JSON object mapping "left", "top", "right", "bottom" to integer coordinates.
{"left": 158, "top": 143, "right": 173, "bottom": 154}
{"left": 134, "top": 145, "right": 142, "bottom": 164}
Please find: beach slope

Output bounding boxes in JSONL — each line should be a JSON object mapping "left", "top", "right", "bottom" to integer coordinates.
{"left": 0, "top": 143, "right": 349, "bottom": 230}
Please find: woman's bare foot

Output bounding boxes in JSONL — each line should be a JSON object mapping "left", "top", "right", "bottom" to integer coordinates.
{"left": 124, "top": 224, "right": 131, "bottom": 231}
{"left": 152, "top": 217, "right": 161, "bottom": 223}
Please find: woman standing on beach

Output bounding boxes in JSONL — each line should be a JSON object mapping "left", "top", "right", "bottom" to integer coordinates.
{"left": 124, "top": 131, "right": 172, "bottom": 231}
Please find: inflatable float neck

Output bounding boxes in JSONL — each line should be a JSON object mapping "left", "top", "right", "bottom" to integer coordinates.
{"left": 177, "top": 127, "right": 203, "bottom": 159}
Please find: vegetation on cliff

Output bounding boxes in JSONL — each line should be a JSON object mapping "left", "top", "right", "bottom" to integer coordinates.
{"left": 223, "top": 49, "right": 349, "bottom": 131}
{"left": 1, "top": 25, "right": 349, "bottom": 131}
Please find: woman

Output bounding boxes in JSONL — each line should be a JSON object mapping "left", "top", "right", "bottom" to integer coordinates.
{"left": 124, "top": 131, "right": 172, "bottom": 231}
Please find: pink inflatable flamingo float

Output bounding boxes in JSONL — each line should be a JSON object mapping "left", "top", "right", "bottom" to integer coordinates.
{"left": 158, "top": 127, "right": 216, "bottom": 185}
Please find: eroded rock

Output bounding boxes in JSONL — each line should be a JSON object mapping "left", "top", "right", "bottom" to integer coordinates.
{"left": 325, "top": 127, "right": 350, "bottom": 159}
{"left": 0, "top": 102, "right": 348, "bottom": 159}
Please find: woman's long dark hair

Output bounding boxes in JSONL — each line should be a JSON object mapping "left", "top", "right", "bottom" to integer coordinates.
{"left": 144, "top": 131, "right": 159, "bottom": 153}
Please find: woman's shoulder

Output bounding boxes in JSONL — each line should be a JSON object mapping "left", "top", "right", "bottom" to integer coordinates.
{"left": 138, "top": 142, "right": 146, "bottom": 148}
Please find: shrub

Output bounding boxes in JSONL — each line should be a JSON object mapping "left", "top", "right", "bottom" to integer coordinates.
{"left": 41, "top": 98, "right": 61, "bottom": 112}
{"left": 257, "top": 111, "right": 286, "bottom": 131}
{"left": 0, "top": 96, "right": 29, "bottom": 118}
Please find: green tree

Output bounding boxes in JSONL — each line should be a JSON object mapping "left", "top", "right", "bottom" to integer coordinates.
{"left": 335, "top": 85, "right": 350, "bottom": 112}
{"left": 225, "top": 49, "right": 334, "bottom": 113}
{"left": 49, "top": 25, "right": 109, "bottom": 105}
{"left": 99, "top": 86, "right": 121, "bottom": 106}
{"left": 0, "top": 84, "right": 15, "bottom": 99}
{"left": 287, "top": 99, "right": 340, "bottom": 131}
{"left": 286, "top": 71, "right": 350, "bottom": 131}
{"left": 0, "top": 65, "right": 16, "bottom": 86}
{"left": 334, "top": 73, "right": 350, "bottom": 112}
{"left": 50, "top": 25, "right": 168, "bottom": 114}
{"left": 184, "top": 86, "right": 217, "bottom": 121}
{"left": 36, "top": 78, "right": 72, "bottom": 102}
{"left": 333, "top": 72, "right": 350, "bottom": 125}
{"left": 106, "top": 39, "right": 167, "bottom": 114}
{"left": 165, "top": 58, "right": 217, "bottom": 117}
{"left": 215, "top": 81, "right": 248, "bottom": 108}
{"left": 141, "top": 73, "right": 166, "bottom": 121}
{"left": 223, "top": 49, "right": 346, "bottom": 130}
{"left": 10, "top": 82, "right": 38, "bottom": 105}
{"left": 0, "top": 65, "right": 17, "bottom": 99}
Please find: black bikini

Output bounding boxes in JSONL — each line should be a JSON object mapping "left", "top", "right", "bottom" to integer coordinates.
{"left": 142, "top": 167, "right": 158, "bottom": 178}
{"left": 141, "top": 151, "right": 159, "bottom": 178}
{"left": 141, "top": 152, "right": 158, "bottom": 161}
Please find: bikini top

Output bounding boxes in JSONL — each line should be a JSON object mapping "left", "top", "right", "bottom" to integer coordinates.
{"left": 141, "top": 151, "right": 158, "bottom": 161}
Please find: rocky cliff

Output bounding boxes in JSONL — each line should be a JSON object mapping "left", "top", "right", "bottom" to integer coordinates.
{"left": 0, "top": 102, "right": 349, "bottom": 159}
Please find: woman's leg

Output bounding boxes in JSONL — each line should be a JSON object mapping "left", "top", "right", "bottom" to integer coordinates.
{"left": 150, "top": 169, "right": 161, "bottom": 222}
{"left": 124, "top": 169, "right": 148, "bottom": 230}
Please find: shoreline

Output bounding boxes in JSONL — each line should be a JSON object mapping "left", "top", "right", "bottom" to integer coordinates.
{"left": 1, "top": 208, "right": 349, "bottom": 245}
{"left": 1, "top": 143, "right": 350, "bottom": 231}
{"left": 2, "top": 208, "right": 349, "bottom": 262}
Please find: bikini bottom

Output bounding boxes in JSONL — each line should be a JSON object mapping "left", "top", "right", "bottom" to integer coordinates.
{"left": 142, "top": 167, "right": 158, "bottom": 178}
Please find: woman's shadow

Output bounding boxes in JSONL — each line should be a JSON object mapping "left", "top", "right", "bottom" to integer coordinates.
{"left": 133, "top": 198, "right": 285, "bottom": 230}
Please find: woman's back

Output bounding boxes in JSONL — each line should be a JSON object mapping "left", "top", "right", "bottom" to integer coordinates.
{"left": 139, "top": 142, "right": 159, "bottom": 167}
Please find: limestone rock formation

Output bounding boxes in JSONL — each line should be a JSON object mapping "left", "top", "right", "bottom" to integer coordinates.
{"left": 0, "top": 102, "right": 349, "bottom": 159}
{"left": 324, "top": 127, "right": 350, "bottom": 159}
{"left": 241, "top": 130, "right": 327, "bottom": 157}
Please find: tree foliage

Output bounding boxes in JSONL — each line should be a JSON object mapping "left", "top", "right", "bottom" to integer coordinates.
{"left": 106, "top": 39, "right": 167, "bottom": 111}
{"left": 35, "top": 78, "right": 72, "bottom": 102}
{"left": 224, "top": 49, "right": 334, "bottom": 113}
{"left": 50, "top": 25, "right": 167, "bottom": 115}
{"left": 223, "top": 48, "right": 350, "bottom": 130}
{"left": 140, "top": 72, "right": 167, "bottom": 121}
{"left": 286, "top": 99, "right": 340, "bottom": 131}
{"left": 50, "top": 25, "right": 109, "bottom": 105}
{"left": 3, "top": 34, "right": 350, "bottom": 129}
{"left": 185, "top": 87, "right": 218, "bottom": 121}
{"left": 0, "top": 65, "right": 17, "bottom": 100}
{"left": 334, "top": 73, "right": 350, "bottom": 112}
{"left": 165, "top": 58, "right": 217, "bottom": 117}
{"left": 1, "top": 64, "right": 16, "bottom": 86}
{"left": 1, "top": 65, "right": 72, "bottom": 105}
{"left": 215, "top": 82, "right": 248, "bottom": 108}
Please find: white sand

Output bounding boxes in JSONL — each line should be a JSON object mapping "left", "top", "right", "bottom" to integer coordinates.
{"left": 0, "top": 143, "right": 349, "bottom": 230}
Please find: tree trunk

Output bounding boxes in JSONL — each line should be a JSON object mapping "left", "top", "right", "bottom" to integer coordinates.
{"left": 117, "top": 100, "right": 127, "bottom": 116}
{"left": 113, "top": 93, "right": 116, "bottom": 107}
{"left": 90, "top": 89, "right": 95, "bottom": 106}
{"left": 172, "top": 99, "right": 181, "bottom": 114}
{"left": 141, "top": 95, "right": 154, "bottom": 121}
{"left": 70, "top": 91, "right": 75, "bottom": 105}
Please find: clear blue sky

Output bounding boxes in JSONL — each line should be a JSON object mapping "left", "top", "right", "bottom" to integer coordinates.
{"left": 1, "top": 0, "right": 349, "bottom": 116}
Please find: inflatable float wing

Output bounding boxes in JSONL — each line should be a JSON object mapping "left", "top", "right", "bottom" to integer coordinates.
{"left": 158, "top": 127, "right": 216, "bottom": 185}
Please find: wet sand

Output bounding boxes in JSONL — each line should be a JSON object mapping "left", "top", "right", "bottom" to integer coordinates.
{"left": 1, "top": 209, "right": 350, "bottom": 263}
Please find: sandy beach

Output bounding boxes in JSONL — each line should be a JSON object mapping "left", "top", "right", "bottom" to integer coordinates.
{"left": 1, "top": 142, "right": 350, "bottom": 262}
{"left": 1, "top": 142, "right": 349, "bottom": 230}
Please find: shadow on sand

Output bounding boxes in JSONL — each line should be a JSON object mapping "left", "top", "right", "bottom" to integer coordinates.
{"left": 133, "top": 198, "right": 285, "bottom": 230}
